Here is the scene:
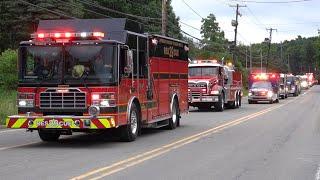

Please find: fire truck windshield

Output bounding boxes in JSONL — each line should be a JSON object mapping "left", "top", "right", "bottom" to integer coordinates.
{"left": 19, "top": 44, "right": 117, "bottom": 85}
{"left": 189, "top": 66, "right": 218, "bottom": 77}
{"left": 64, "top": 44, "right": 117, "bottom": 84}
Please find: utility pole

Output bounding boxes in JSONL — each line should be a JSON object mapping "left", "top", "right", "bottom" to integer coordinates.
{"left": 161, "top": 0, "right": 167, "bottom": 36}
{"left": 230, "top": 4, "right": 246, "bottom": 61}
{"left": 288, "top": 54, "right": 290, "bottom": 73}
{"left": 250, "top": 44, "right": 252, "bottom": 72}
{"left": 280, "top": 41, "right": 283, "bottom": 62}
{"left": 245, "top": 47, "right": 248, "bottom": 69}
{"left": 266, "top": 28, "right": 277, "bottom": 72}
{"left": 260, "top": 49, "right": 263, "bottom": 73}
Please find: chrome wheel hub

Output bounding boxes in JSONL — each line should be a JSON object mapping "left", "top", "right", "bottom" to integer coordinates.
{"left": 130, "top": 111, "right": 138, "bottom": 134}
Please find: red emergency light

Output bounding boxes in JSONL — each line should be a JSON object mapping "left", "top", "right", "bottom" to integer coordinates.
{"left": 37, "top": 33, "right": 45, "bottom": 38}
{"left": 251, "top": 73, "right": 278, "bottom": 80}
{"left": 54, "top": 33, "right": 61, "bottom": 38}
{"left": 31, "top": 31, "right": 105, "bottom": 40}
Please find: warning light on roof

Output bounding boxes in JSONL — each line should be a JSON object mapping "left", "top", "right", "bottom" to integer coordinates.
{"left": 65, "top": 32, "right": 71, "bottom": 38}
{"left": 93, "top": 32, "right": 104, "bottom": 38}
{"left": 80, "top": 32, "right": 87, "bottom": 38}
{"left": 38, "top": 33, "right": 45, "bottom": 38}
{"left": 54, "top": 33, "right": 61, "bottom": 38}
{"left": 31, "top": 31, "right": 106, "bottom": 40}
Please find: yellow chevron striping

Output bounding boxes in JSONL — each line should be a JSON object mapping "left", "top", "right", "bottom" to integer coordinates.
{"left": 12, "top": 118, "right": 27, "bottom": 128}
{"left": 5, "top": 118, "right": 9, "bottom": 127}
{"left": 99, "top": 118, "right": 111, "bottom": 128}
{"left": 90, "top": 121, "right": 98, "bottom": 129}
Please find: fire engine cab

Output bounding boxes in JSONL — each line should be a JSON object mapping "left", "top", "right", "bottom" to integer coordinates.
{"left": 6, "top": 18, "right": 189, "bottom": 142}
{"left": 248, "top": 73, "right": 280, "bottom": 104}
{"left": 188, "top": 60, "right": 242, "bottom": 111}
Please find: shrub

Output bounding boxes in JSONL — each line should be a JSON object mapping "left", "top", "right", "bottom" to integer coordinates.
{"left": 0, "top": 49, "right": 18, "bottom": 89}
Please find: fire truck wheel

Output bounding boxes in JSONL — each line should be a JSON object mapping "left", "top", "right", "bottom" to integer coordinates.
{"left": 198, "top": 105, "right": 212, "bottom": 111}
{"left": 38, "top": 130, "right": 60, "bottom": 142}
{"left": 214, "top": 94, "right": 225, "bottom": 112}
{"left": 120, "top": 103, "right": 140, "bottom": 142}
{"left": 235, "top": 94, "right": 240, "bottom": 108}
{"left": 167, "top": 100, "right": 179, "bottom": 129}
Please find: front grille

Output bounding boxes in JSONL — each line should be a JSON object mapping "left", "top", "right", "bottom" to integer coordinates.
{"left": 40, "top": 89, "right": 86, "bottom": 109}
{"left": 252, "top": 91, "right": 267, "bottom": 96}
{"left": 188, "top": 82, "right": 207, "bottom": 88}
{"left": 191, "top": 91, "right": 201, "bottom": 98}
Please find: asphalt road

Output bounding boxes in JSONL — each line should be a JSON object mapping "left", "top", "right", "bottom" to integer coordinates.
{"left": 1, "top": 86, "right": 320, "bottom": 180}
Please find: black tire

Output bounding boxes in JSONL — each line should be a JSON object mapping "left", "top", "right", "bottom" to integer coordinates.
{"left": 229, "top": 93, "right": 238, "bottom": 109}
{"left": 275, "top": 98, "right": 280, "bottom": 103}
{"left": 38, "top": 130, "right": 60, "bottom": 142}
{"left": 167, "top": 100, "right": 179, "bottom": 130}
{"left": 214, "top": 94, "right": 224, "bottom": 112}
{"left": 228, "top": 100, "right": 236, "bottom": 109}
{"left": 119, "top": 103, "right": 140, "bottom": 142}
{"left": 269, "top": 100, "right": 273, "bottom": 104}
{"left": 238, "top": 93, "right": 242, "bottom": 107}
{"left": 248, "top": 100, "right": 254, "bottom": 104}
{"left": 198, "top": 105, "right": 212, "bottom": 111}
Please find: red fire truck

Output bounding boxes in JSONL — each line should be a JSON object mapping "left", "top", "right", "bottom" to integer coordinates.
{"left": 248, "top": 73, "right": 280, "bottom": 104}
{"left": 306, "top": 73, "right": 315, "bottom": 87}
{"left": 188, "top": 60, "right": 242, "bottom": 111}
{"left": 6, "top": 19, "right": 189, "bottom": 142}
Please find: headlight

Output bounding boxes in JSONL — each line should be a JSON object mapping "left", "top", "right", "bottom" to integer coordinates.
{"left": 100, "top": 99, "right": 116, "bottom": 107}
{"left": 17, "top": 93, "right": 35, "bottom": 107}
{"left": 91, "top": 93, "right": 116, "bottom": 107}
{"left": 210, "top": 90, "right": 219, "bottom": 95}
{"left": 267, "top": 91, "right": 273, "bottom": 97}
{"left": 248, "top": 92, "right": 252, "bottom": 96}
{"left": 88, "top": 106, "right": 100, "bottom": 117}
{"left": 18, "top": 100, "right": 27, "bottom": 107}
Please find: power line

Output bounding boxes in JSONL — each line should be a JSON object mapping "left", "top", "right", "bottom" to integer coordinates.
{"left": 181, "top": 0, "right": 204, "bottom": 19}
{"left": 18, "top": 0, "right": 77, "bottom": 19}
{"left": 179, "top": 21, "right": 202, "bottom": 31}
{"left": 244, "top": 6, "right": 267, "bottom": 30}
{"left": 56, "top": 0, "right": 112, "bottom": 18}
{"left": 77, "top": 0, "right": 161, "bottom": 21}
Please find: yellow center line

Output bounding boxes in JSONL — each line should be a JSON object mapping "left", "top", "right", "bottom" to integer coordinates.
{"left": 71, "top": 97, "right": 299, "bottom": 180}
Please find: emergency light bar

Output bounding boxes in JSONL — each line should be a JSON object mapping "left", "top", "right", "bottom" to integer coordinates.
{"left": 252, "top": 73, "right": 278, "bottom": 80}
{"left": 31, "top": 31, "right": 105, "bottom": 39}
{"left": 191, "top": 60, "right": 219, "bottom": 64}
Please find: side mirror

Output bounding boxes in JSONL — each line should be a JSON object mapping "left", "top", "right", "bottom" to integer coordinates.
{"left": 124, "top": 50, "right": 133, "bottom": 74}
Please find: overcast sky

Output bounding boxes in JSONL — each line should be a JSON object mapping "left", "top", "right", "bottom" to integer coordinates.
{"left": 171, "top": 0, "right": 320, "bottom": 45}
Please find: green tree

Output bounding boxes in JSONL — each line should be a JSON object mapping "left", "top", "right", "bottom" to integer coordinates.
{"left": 0, "top": 49, "right": 18, "bottom": 89}
{"left": 200, "top": 13, "right": 226, "bottom": 53}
